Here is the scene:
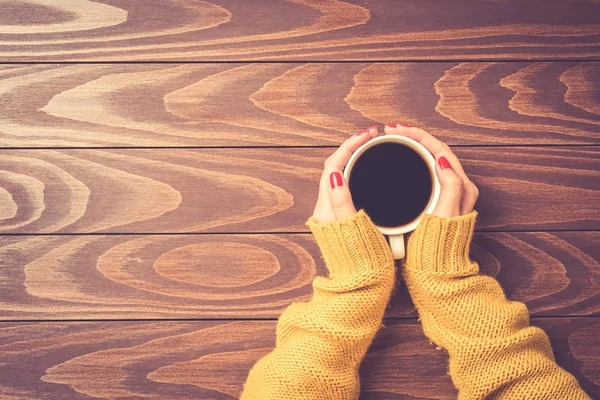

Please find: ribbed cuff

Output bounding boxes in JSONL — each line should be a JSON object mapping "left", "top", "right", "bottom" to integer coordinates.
{"left": 306, "top": 210, "right": 394, "bottom": 277}
{"left": 405, "top": 210, "right": 479, "bottom": 276}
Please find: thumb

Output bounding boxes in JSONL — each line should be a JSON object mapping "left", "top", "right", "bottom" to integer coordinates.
{"left": 329, "top": 172, "right": 357, "bottom": 221}
{"left": 432, "top": 156, "right": 463, "bottom": 218}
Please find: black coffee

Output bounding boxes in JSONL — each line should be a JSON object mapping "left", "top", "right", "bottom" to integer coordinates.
{"left": 348, "top": 142, "right": 433, "bottom": 228}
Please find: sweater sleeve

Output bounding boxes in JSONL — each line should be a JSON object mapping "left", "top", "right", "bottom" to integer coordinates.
{"left": 241, "top": 210, "right": 396, "bottom": 400}
{"left": 402, "top": 210, "right": 590, "bottom": 400}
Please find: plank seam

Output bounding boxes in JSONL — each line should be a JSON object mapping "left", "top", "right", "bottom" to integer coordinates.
{"left": 0, "top": 144, "right": 599, "bottom": 150}
{"left": 1, "top": 315, "right": 597, "bottom": 323}
{"left": 1, "top": 59, "right": 599, "bottom": 65}
{"left": 1, "top": 229, "right": 598, "bottom": 236}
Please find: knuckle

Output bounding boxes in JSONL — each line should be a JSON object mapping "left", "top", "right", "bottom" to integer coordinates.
{"left": 332, "top": 203, "right": 347, "bottom": 212}
{"left": 436, "top": 146, "right": 452, "bottom": 159}
{"left": 446, "top": 174, "right": 464, "bottom": 187}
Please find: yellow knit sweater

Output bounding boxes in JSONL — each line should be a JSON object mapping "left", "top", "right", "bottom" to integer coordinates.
{"left": 241, "top": 210, "right": 589, "bottom": 399}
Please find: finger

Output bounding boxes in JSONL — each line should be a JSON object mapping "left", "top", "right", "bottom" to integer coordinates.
{"left": 329, "top": 172, "right": 357, "bottom": 220}
{"left": 314, "top": 126, "right": 377, "bottom": 223}
{"left": 461, "top": 181, "right": 479, "bottom": 215}
{"left": 324, "top": 125, "right": 378, "bottom": 171}
{"left": 384, "top": 123, "right": 478, "bottom": 213}
{"left": 319, "top": 125, "right": 377, "bottom": 208}
{"left": 432, "top": 156, "right": 463, "bottom": 218}
{"left": 384, "top": 124, "right": 470, "bottom": 180}
{"left": 312, "top": 190, "right": 333, "bottom": 223}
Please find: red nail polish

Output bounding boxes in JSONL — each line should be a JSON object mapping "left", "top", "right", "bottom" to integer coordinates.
{"left": 438, "top": 156, "right": 451, "bottom": 170}
{"left": 398, "top": 123, "right": 411, "bottom": 128}
{"left": 329, "top": 172, "right": 343, "bottom": 189}
{"left": 385, "top": 123, "right": 397, "bottom": 129}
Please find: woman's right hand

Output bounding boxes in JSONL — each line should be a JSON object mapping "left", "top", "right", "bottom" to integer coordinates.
{"left": 384, "top": 124, "right": 479, "bottom": 218}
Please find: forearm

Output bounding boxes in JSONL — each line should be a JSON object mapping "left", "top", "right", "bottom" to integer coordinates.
{"left": 403, "top": 211, "right": 590, "bottom": 399}
{"left": 241, "top": 210, "right": 396, "bottom": 400}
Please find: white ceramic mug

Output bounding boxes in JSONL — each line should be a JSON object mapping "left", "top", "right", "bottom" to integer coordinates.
{"left": 344, "top": 135, "right": 441, "bottom": 259}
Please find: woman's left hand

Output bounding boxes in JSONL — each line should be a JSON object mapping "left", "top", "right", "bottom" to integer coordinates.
{"left": 312, "top": 126, "right": 378, "bottom": 223}
{"left": 383, "top": 124, "right": 479, "bottom": 218}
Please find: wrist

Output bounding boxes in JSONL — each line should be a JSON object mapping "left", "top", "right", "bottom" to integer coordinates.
{"left": 306, "top": 210, "right": 394, "bottom": 277}
{"left": 405, "top": 210, "right": 479, "bottom": 276}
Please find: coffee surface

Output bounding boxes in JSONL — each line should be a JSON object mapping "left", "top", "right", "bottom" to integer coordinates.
{"left": 348, "top": 142, "right": 433, "bottom": 228}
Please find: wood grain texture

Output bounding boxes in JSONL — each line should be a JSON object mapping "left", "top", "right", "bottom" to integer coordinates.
{"left": 2, "top": 1, "right": 598, "bottom": 399}
{"left": 0, "top": 147, "right": 598, "bottom": 233}
{"left": 0, "top": 231, "right": 598, "bottom": 319}
{"left": 0, "top": 63, "right": 598, "bottom": 147}
{"left": 1, "top": 0, "right": 599, "bottom": 61}
{"left": 0, "top": 318, "right": 597, "bottom": 399}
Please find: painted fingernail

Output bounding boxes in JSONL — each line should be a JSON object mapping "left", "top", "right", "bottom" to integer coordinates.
{"left": 398, "top": 123, "right": 411, "bottom": 128}
{"left": 329, "top": 172, "right": 343, "bottom": 189}
{"left": 438, "top": 156, "right": 451, "bottom": 170}
{"left": 385, "top": 123, "right": 397, "bottom": 129}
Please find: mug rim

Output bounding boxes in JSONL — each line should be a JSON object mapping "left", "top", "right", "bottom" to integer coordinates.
{"left": 343, "top": 134, "right": 441, "bottom": 235}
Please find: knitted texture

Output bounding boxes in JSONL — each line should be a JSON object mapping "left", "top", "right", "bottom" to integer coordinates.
{"left": 241, "top": 210, "right": 396, "bottom": 400}
{"left": 403, "top": 210, "right": 590, "bottom": 399}
{"left": 241, "top": 209, "right": 589, "bottom": 399}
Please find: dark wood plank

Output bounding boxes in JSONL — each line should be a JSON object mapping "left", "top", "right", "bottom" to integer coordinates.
{"left": 0, "top": 147, "right": 597, "bottom": 234}
{"left": 0, "top": 319, "right": 596, "bottom": 399}
{"left": 0, "top": 234, "right": 322, "bottom": 319}
{"left": 0, "top": 63, "right": 598, "bottom": 147}
{"left": 1, "top": 0, "right": 599, "bottom": 61}
{"left": 1, "top": 231, "right": 597, "bottom": 320}
{"left": 362, "top": 318, "right": 600, "bottom": 399}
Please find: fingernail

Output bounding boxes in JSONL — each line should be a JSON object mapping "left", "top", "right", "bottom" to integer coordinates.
{"left": 398, "top": 123, "right": 411, "bottom": 128}
{"left": 329, "top": 172, "right": 343, "bottom": 189}
{"left": 354, "top": 130, "right": 368, "bottom": 136}
{"left": 438, "top": 156, "right": 451, "bottom": 170}
{"left": 367, "top": 125, "right": 377, "bottom": 133}
{"left": 385, "top": 123, "right": 397, "bottom": 129}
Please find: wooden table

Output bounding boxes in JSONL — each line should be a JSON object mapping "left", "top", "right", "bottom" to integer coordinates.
{"left": 1, "top": 1, "right": 599, "bottom": 398}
